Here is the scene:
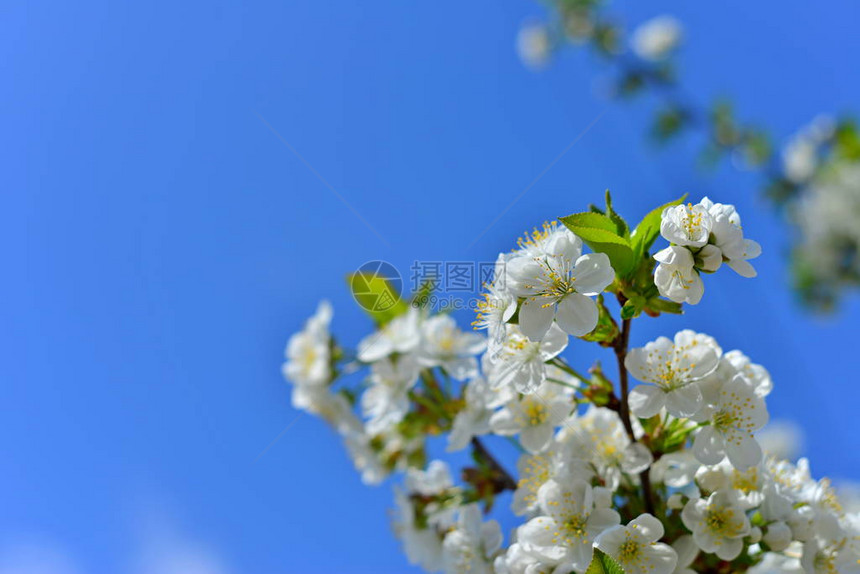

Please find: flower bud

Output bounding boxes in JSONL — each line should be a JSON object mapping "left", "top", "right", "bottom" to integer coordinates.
{"left": 763, "top": 521, "right": 793, "bottom": 551}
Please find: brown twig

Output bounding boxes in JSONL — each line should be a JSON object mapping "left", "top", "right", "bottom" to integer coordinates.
{"left": 471, "top": 437, "right": 517, "bottom": 492}
{"left": 613, "top": 294, "right": 656, "bottom": 516}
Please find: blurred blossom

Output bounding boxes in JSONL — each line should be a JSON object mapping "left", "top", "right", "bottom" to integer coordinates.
{"left": 782, "top": 115, "right": 835, "bottom": 183}
{"left": 631, "top": 15, "right": 682, "bottom": 61}
{"left": 516, "top": 23, "right": 551, "bottom": 69}
{"left": 796, "top": 163, "right": 860, "bottom": 281}
{"left": 756, "top": 419, "right": 805, "bottom": 460}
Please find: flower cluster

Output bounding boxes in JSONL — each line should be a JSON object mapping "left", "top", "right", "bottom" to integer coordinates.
{"left": 515, "top": 2, "right": 860, "bottom": 311}
{"left": 654, "top": 199, "right": 761, "bottom": 304}
{"left": 281, "top": 195, "right": 857, "bottom": 573}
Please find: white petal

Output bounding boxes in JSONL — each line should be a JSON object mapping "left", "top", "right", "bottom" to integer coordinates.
{"left": 518, "top": 518, "right": 567, "bottom": 561}
{"left": 685, "top": 272, "right": 705, "bottom": 304}
{"left": 692, "top": 426, "right": 725, "bottom": 465}
{"left": 744, "top": 238, "right": 761, "bottom": 258}
{"left": 586, "top": 508, "right": 621, "bottom": 537}
{"left": 571, "top": 252, "right": 615, "bottom": 295}
{"left": 443, "top": 356, "right": 479, "bottom": 381}
{"left": 489, "top": 409, "right": 520, "bottom": 435}
{"left": 555, "top": 293, "right": 598, "bottom": 337}
{"left": 357, "top": 333, "right": 393, "bottom": 362}
{"left": 629, "top": 385, "right": 666, "bottom": 418}
{"left": 520, "top": 424, "right": 554, "bottom": 454}
{"left": 646, "top": 542, "right": 679, "bottom": 574}
{"left": 715, "top": 537, "right": 743, "bottom": 561}
{"left": 727, "top": 258, "right": 757, "bottom": 278}
{"left": 630, "top": 513, "right": 664, "bottom": 542}
{"left": 664, "top": 384, "right": 703, "bottom": 418}
{"left": 518, "top": 297, "right": 555, "bottom": 341}
{"left": 506, "top": 257, "right": 545, "bottom": 296}
{"left": 539, "top": 322, "right": 569, "bottom": 360}
{"left": 725, "top": 433, "right": 763, "bottom": 471}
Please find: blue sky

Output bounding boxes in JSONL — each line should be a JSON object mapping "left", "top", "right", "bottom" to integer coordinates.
{"left": 2, "top": 0, "right": 859, "bottom": 572}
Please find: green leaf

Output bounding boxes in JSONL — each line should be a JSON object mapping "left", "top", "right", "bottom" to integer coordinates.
{"left": 585, "top": 549, "right": 626, "bottom": 574}
{"left": 834, "top": 119, "right": 860, "bottom": 161}
{"left": 629, "top": 194, "right": 687, "bottom": 260}
{"left": 347, "top": 272, "right": 408, "bottom": 326}
{"left": 604, "top": 190, "right": 629, "bottom": 238}
{"left": 651, "top": 105, "right": 688, "bottom": 142}
{"left": 559, "top": 212, "right": 636, "bottom": 277}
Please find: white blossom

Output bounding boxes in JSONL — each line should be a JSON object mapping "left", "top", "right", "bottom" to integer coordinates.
{"left": 655, "top": 198, "right": 761, "bottom": 304}
{"left": 494, "top": 541, "right": 557, "bottom": 574}
{"left": 660, "top": 203, "right": 713, "bottom": 248}
{"left": 595, "top": 513, "right": 678, "bottom": 574}
{"left": 442, "top": 504, "right": 503, "bottom": 574}
{"left": 485, "top": 323, "right": 568, "bottom": 394}
{"left": 626, "top": 330, "right": 721, "bottom": 418}
{"left": 489, "top": 381, "right": 573, "bottom": 454}
{"left": 393, "top": 488, "right": 446, "bottom": 571}
{"left": 653, "top": 246, "right": 704, "bottom": 304}
{"left": 416, "top": 314, "right": 486, "bottom": 380}
{"left": 693, "top": 374, "right": 769, "bottom": 471}
{"left": 361, "top": 355, "right": 420, "bottom": 435}
{"left": 507, "top": 226, "right": 614, "bottom": 340}
{"left": 698, "top": 349, "right": 773, "bottom": 404}
{"left": 517, "top": 23, "right": 551, "bottom": 69}
{"left": 447, "top": 376, "right": 494, "bottom": 452}
{"left": 681, "top": 489, "right": 751, "bottom": 560}
{"left": 282, "top": 300, "right": 333, "bottom": 388}
{"left": 631, "top": 16, "right": 683, "bottom": 61}
{"left": 782, "top": 115, "right": 834, "bottom": 184}
{"left": 699, "top": 197, "right": 762, "bottom": 278}
{"left": 472, "top": 280, "right": 517, "bottom": 351}
{"left": 406, "top": 460, "right": 454, "bottom": 497}
{"left": 356, "top": 307, "right": 421, "bottom": 363}
{"left": 517, "top": 479, "right": 621, "bottom": 572}
{"left": 557, "top": 406, "right": 638, "bottom": 491}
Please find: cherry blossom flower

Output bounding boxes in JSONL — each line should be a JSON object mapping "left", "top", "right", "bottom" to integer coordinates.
{"left": 489, "top": 381, "right": 573, "bottom": 454}
{"left": 681, "top": 489, "right": 751, "bottom": 560}
{"left": 653, "top": 245, "right": 704, "bottom": 304}
{"left": 693, "top": 374, "right": 769, "bottom": 471}
{"left": 631, "top": 15, "right": 683, "bottom": 61}
{"left": 416, "top": 314, "right": 486, "bottom": 380}
{"left": 356, "top": 307, "right": 421, "bottom": 363}
{"left": 447, "top": 376, "right": 494, "bottom": 452}
{"left": 626, "top": 330, "right": 721, "bottom": 418}
{"left": 485, "top": 323, "right": 568, "bottom": 394}
{"left": 361, "top": 355, "right": 419, "bottom": 435}
{"left": 517, "top": 479, "right": 620, "bottom": 572}
{"left": 442, "top": 504, "right": 503, "bottom": 574}
{"left": 595, "top": 513, "right": 678, "bottom": 574}
{"left": 282, "top": 300, "right": 333, "bottom": 387}
{"left": 506, "top": 228, "right": 614, "bottom": 339}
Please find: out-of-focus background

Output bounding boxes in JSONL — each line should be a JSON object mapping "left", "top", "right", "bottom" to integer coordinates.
{"left": 3, "top": 0, "right": 859, "bottom": 572}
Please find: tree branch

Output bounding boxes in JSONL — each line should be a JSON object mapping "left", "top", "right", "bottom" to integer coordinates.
{"left": 471, "top": 437, "right": 517, "bottom": 492}
{"left": 612, "top": 296, "right": 656, "bottom": 516}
